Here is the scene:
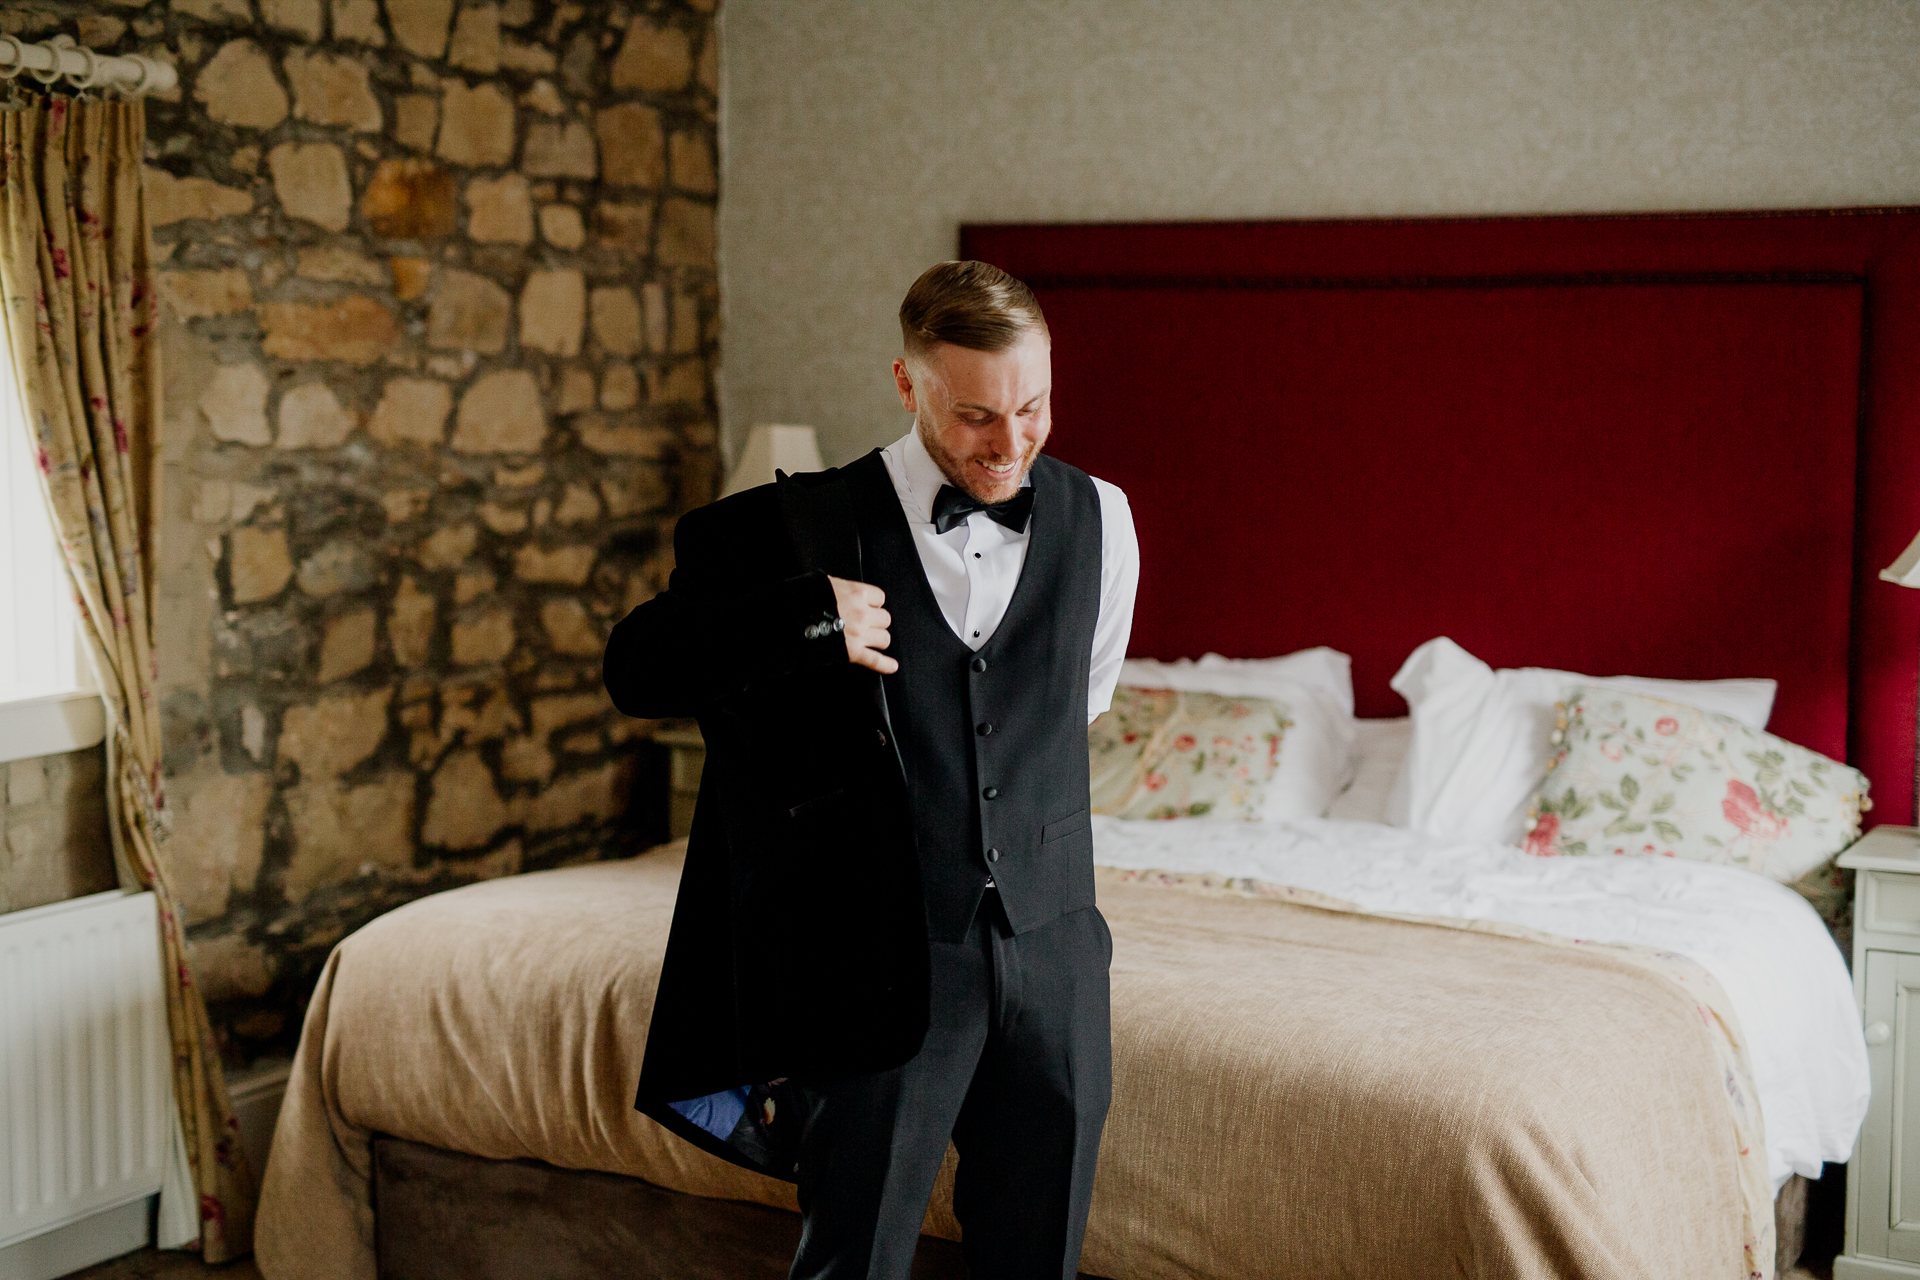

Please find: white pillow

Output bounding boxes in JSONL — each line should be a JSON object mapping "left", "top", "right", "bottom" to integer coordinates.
{"left": 1326, "top": 718, "right": 1410, "bottom": 825}
{"left": 1389, "top": 637, "right": 1777, "bottom": 846}
{"left": 1193, "top": 648, "right": 1355, "bottom": 717}
{"left": 1119, "top": 648, "right": 1357, "bottom": 820}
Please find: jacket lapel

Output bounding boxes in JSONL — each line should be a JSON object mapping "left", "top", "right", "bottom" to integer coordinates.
{"left": 776, "top": 460, "right": 898, "bottom": 745}
{"left": 775, "top": 466, "right": 863, "bottom": 581}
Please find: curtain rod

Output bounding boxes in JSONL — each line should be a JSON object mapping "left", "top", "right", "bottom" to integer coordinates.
{"left": 0, "top": 34, "right": 177, "bottom": 98}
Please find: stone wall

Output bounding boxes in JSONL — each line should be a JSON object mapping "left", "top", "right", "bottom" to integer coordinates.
{"left": 0, "top": 0, "right": 716, "bottom": 1063}
{"left": 0, "top": 746, "right": 114, "bottom": 913}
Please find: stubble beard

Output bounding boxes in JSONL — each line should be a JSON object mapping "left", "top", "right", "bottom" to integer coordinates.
{"left": 916, "top": 419, "right": 1045, "bottom": 505}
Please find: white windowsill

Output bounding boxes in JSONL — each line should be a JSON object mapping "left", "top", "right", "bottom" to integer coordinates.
{"left": 0, "top": 689, "right": 105, "bottom": 764}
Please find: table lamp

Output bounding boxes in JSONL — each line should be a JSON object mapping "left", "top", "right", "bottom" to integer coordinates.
{"left": 720, "top": 423, "right": 825, "bottom": 498}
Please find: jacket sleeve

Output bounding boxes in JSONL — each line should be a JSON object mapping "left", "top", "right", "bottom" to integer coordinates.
{"left": 603, "top": 504, "right": 848, "bottom": 719}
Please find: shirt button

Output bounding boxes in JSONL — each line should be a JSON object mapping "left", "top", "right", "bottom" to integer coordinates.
{"left": 982, "top": 786, "right": 999, "bottom": 800}
{"left": 987, "top": 848, "right": 1001, "bottom": 863}
{"left": 970, "top": 657, "right": 987, "bottom": 673}
{"left": 976, "top": 722, "right": 993, "bottom": 736}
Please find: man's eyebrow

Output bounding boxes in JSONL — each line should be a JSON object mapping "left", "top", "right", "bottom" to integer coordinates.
{"left": 952, "top": 390, "right": 1048, "bottom": 414}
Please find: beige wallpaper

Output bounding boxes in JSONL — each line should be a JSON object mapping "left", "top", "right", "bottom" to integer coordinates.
{"left": 719, "top": 0, "right": 1920, "bottom": 467}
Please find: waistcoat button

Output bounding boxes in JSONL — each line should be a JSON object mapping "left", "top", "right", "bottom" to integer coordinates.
{"left": 875, "top": 729, "right": 887, "bottom": 747}
{"left": 970, "top": 657, "right": 987, "bottom": 673}
{"left": 982, "top": 786, "right": 999, "bottom": 800}
{"left": 976, "top": 722, "right": 993, "bottom": 736}
{"left": 987, "top": 848, "right": 1001, "bottom": 863}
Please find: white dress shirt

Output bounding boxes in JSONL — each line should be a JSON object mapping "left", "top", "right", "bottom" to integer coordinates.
{"left": 878, "top": 431, "right": 1139, "bottom": 724}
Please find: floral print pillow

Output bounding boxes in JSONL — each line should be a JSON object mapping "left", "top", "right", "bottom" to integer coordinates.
{"left": 1088, "top": 686, "right": 1293, "bottom": 821}
{"left": 1522, "top": 686, "right": 1869, "bottom": 883}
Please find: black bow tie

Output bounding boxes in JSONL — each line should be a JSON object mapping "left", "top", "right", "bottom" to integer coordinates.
{"left": 930, "top": 483, "right": 1035, "bottom": 535}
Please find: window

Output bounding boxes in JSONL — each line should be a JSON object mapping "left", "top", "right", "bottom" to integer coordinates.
{"left": 0, "top": 352, "right": 104, "bottom": 763}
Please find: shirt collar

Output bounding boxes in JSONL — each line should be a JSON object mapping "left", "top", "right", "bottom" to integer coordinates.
{"left": 886, "top": 429, "right": 1034, "bottom": 528}
{"left": 896, "top": 430, "right": 947, "bottom": 525}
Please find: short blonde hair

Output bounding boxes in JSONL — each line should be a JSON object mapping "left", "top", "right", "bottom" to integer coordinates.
{"left": 899, "top": 260, "right": 1048, "bottom": 359}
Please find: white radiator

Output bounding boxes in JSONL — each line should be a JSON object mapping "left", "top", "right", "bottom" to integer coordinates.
{"left": 0, "top": 889, "right": 173, "bottom": 1255}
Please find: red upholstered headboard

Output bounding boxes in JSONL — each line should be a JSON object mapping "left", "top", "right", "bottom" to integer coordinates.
{"left": 961, "top": 211, "right": 1920, "bottom": 828}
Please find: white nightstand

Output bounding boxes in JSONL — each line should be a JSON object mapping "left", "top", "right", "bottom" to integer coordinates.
{"left": 1838, "top": 825, "right": 1920, "bottom": 1279}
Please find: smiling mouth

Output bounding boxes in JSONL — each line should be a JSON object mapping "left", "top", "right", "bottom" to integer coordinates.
{"left": 977, "top": 458, "right": 1017, "bottom": 476}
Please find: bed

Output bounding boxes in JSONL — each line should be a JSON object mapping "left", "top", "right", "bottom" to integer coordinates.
{"left": 255, "top": 208, "right": 1920, "bottom": 1280}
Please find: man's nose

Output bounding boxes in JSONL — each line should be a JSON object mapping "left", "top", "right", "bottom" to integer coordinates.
{"left": 986, "top": 419, "right": 1028, "bottom": 458}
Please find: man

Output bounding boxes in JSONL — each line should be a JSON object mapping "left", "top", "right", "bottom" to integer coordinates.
{"left": 605, "top": 260, "right": 1139, "bottom": 1279}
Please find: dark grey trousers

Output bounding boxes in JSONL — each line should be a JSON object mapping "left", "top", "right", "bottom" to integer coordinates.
{"left": 788, "top": 892, "right": 1113, "bottom": 1280}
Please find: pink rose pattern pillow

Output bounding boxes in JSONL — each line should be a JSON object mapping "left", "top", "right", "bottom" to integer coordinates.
{"left": 1089, "top": 686, "right": 1293, "bottom": 821}
{"left": 1523, "top": 687, "right": 1868, "bottom": 885}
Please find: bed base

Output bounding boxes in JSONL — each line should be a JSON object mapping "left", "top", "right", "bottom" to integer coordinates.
{"left": 370, "top": 1133, "right": 1803, "bottom": 1279}
{"left": 370, "top": 1134, "right": 1108, "bottom": 1279}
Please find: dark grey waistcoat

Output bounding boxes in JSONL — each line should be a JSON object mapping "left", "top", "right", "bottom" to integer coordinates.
{"left": 846, "top": 450, "right": 1105, "bottom": 943}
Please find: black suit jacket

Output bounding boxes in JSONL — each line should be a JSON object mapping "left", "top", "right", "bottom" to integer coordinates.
{"left": 606, "top": 468, "right": 930, "bottom": 1172}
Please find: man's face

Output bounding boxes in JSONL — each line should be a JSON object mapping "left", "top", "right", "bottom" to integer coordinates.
{"left": 891, "top": 329, "right": 1052, "bottom": 505}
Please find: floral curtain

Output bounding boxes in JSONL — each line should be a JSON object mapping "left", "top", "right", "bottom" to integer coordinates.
{"left": 0, "top": 96, "right": 254, "bottom": 1260}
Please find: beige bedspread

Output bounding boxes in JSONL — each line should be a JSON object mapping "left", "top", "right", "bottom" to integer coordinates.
{"left": 256, "top": 843, "right": 1763, "bottom": 1280}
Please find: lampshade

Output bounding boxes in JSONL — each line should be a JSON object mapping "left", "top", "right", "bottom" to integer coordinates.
{"left": 1884, "top": 528, "right": 1920, "bottom": 588}
{"left": 720, "top": 423, "right": 825, "bottom": 498}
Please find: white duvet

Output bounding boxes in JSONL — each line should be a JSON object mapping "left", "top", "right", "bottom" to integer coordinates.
{"left": 1091, "top": 814, "right": 1870, "bottom": 1191}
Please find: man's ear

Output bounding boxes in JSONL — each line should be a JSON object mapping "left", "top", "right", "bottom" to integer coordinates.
{"left": 892, "top": 357, "right": 918, "bottom": 414}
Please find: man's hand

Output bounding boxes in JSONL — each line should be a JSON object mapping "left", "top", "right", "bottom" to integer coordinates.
{"left": 829, "top": 576, "right": 898, "bottom": 674}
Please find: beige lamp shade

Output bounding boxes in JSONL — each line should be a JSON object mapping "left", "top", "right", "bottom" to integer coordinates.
{"left": 1884, "top": 528, "right": 1920, "bottom": 587}
{"left": 721, "top": 423, "right": 825, "bottom": 498}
